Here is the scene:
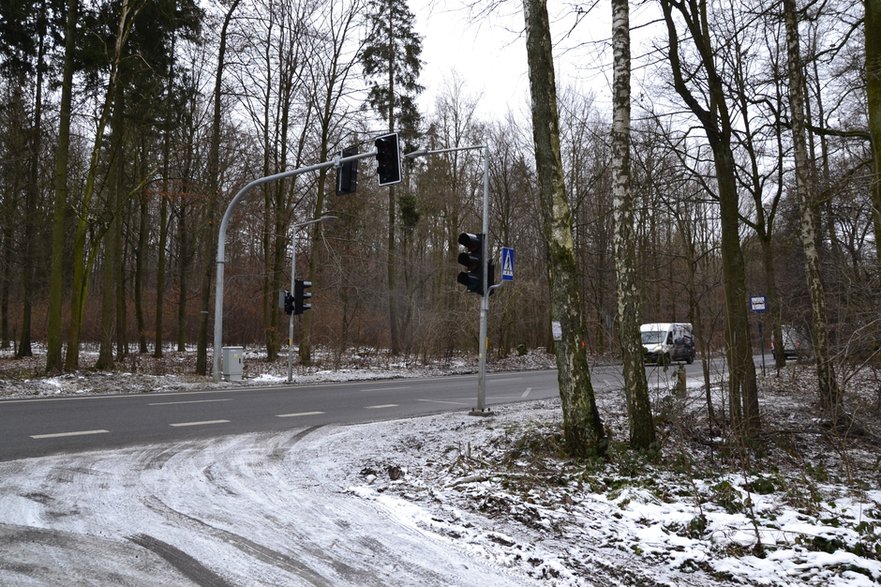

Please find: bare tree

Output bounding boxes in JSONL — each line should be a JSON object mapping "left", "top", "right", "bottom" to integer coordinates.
{"left": 659, "top": 0, "right": 759, "bottom": 437}
{"left": 196, "top": 0, "right": 241, "bottom": 375}
{"left": 726, "top": 6, "right": 788, "bottom": 369}
{"left": 300, "top": 0, "right": 366, "bottom": 364}
{"left": 867, "top": 0, "right": 881, "bottom": 275}
{"left": 782, "top": 0, "right": 840, "bottom": 411}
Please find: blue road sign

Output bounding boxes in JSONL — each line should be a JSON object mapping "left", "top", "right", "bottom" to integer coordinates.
{"left": 750, "top": 295, "right": 767, "bottom": 313}
{"left": 500, "top": 247, "right": 514, "bottom": 281}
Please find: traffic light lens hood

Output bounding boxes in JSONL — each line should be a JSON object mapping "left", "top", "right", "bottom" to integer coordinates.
{"left": 458, "top": 232, "right": 481, "bottom": 250}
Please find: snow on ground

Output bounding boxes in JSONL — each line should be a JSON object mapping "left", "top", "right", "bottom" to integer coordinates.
{"left": 0, "top": 346, "right": 880, "bottom": 585}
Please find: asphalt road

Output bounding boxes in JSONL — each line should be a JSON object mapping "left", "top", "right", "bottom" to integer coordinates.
{"left": 0, "top": 360, "right": 714, "bottom": 462}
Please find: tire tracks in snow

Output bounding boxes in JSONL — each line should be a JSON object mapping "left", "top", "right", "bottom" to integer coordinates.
{"left": 1, "top": 423, "right": 531, "bottom": 586}
{"left": 140, "top": 494, "right": 333, "bottom": 586}
{"left": 128, "top": 533, "right": 234, "bottom": 587}
{"left": 136, "top": 425, "right": 352, "bottom": 586}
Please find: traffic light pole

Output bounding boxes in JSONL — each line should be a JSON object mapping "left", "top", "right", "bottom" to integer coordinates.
{"left": 476, "top": 145, "right": 491, "bottom": 415}
{"left": 405, "top": 144, "right": 492, "bottom": 415}
{"left": 213, "top": 151, "right": 374, "bottom": 382}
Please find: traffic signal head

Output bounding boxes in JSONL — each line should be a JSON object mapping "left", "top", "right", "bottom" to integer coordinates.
{"left": 457, "top": 232, "right": 494, "bottom": 295}
{"left": 374, "top": 133, "right": 401, "bottom": 186}
{"left": 294, "top": 278, "right": 312, "bottom": 314}
{"left": 336, "top": 145, "right": 358, "bottom": 195}
{"left": 283, "top": 290, "right": 294, "bottom": 315}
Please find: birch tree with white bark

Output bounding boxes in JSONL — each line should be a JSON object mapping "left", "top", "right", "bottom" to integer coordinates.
{"left": 611, "top": 0, "right": 655, "bottom": 449}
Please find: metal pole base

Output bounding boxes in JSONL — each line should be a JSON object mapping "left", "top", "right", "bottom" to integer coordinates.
{"left": 469, "top": 408, "right": 493, "bottom": 417}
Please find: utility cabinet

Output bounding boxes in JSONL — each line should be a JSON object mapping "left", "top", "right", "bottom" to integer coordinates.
{"left": 222, "top": 346, "right": 244, "bottom": 382}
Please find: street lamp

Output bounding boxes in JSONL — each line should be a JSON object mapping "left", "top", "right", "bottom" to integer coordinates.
{"left": 287, "top": 215, "right": 336, "bottom": 382}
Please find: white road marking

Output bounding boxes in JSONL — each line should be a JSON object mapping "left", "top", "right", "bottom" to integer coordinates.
{"left": 416, "top": 398, "right": 468, "bottom": 406}
{"left": 149, "top": 399, "right": 233, "bottom": 406}
{"left": 364, "top": 404, "right": 398, "bottom": 409}
{"left": 521, "top": 387, "right": 532, "bottom": 398}
{"left": 31, "top": 429, "right": 110, "bottom": 440}
{"left": 276, "top": 411, "right": 325, "bottom": 418}
{"left": 488, "top": 377, "right": 523, "bottom": 383}
{"left": 169, "top": 420, "right": 230, "bottom": 428}
{"left": 362, "top": 386, "right": 411, "bottom": 392}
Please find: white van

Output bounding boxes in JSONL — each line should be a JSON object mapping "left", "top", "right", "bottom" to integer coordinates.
{"left": 640, "top": 323, "right": 695, "bottom": 365}
{"left": 772, "top": 324, "right": 811, "bottom": 359}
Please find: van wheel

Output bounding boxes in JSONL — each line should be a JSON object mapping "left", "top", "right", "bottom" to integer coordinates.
{"left": 660, "top": 353, "right": 671, "bottom": 367}
{"left": 686, "top": 351, "right": 694, "bottom": 365}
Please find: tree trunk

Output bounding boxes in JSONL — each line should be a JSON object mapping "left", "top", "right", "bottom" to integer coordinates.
{"left": 65, "top": 0, "right": 140, "bottom": 371}
{"left": 154, "top": 189, "right": 168, "bottom": 357}
{"left": 46, "top": 0, "right": 79, "bottom": 373}
{"left": 1, "top": 209, "right": 11, "bottom": 349}
{"left": 135, "top": 181, "right": 149, "bottom": 354}
{"left": 783, "top": 0, "right": 840, "bottom": 411}
{"left": 176, "top": 199, "right": 189, "bottom": 352}
{"left": 95, "top": 235, "right": 117, "bottom": 369}
{"left": 271, "top": 27, "right": 297, "bottom": 365}
{"left": 153, "top": 8, "right": 177, "bottom": 359}
{"left": 96, "top": 80, "right": 127, "bottom": 370}
{"left": 259, "top": 12, "right": 276, "bottom": 364}
{"left": 660, "top": 0, "right": 759, "bottom": 438}
{"left": 115, "top": 188, "right": 128, "bottom": 359}
{"left": 867, "top": 0, "right": 881, "bottom": 276}
{"left": 17, "top": 16, "right": 46, "bottom": 359}
{"left": 197, "top": 0, "right": 240, "bottom": 375}
{"left": 524, "top": 0, "right": 606, "bottom": 458}
{"left": 716, "top": 145, "right": 759, "bottom": 434}
{"left": 611, "top": 0, "right": 655, "bottom": 449}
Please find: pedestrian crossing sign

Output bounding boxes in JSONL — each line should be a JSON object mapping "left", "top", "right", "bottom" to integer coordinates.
{"left": 500, "top": 247, "right": 514, "bottom": 281}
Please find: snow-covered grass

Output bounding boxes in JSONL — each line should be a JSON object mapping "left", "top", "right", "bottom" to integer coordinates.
{"left": 0, "top": 343, "right": 558, "bottom": 399}
{"left": 0, "top": 345, "right": 879, "bottom": 585}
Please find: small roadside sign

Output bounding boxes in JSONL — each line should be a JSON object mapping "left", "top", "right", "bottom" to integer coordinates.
{"left": 749, "top": 295, "right": 767, "bottom": 313}
{"left": 500, "top": 247, "right": 514, "bottom": 281}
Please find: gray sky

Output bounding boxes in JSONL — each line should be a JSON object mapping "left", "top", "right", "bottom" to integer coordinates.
{"left": 415, "top": 0, "right": 530, "bottom": 117}
{"left": 413, "top": 0, "right": 663, "bottom": 122}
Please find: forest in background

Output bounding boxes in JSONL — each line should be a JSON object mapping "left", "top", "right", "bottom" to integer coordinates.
{"left": 0, "top": 0, "right": 876, "bottom": 379}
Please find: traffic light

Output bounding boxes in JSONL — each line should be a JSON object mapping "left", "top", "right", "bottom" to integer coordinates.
{"left": 283, "top": 290, "right": 295, "bottom": 315}
{"left": 374, "top": 132, "right": 401, "bottom": 186}
{"left": 335, "top": 145, "right": 358, "bottom": 195}
{"left": 294, "top": 278, "right": 312, "bottom": 314}
{"left": 457, "top": 232, "right": 495, "bottom": 295}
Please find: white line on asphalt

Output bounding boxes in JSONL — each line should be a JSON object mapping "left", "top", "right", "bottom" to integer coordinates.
{"left": 363, "top": 386, "right": 412, "bottom": 391}
{"left": 364, "top": 404, "right": 398, "bottom": 409}
{"left": 276, "top": 411, "right": 325, "bottom": 418}
{"left": 488, "top": 377, "right": 523, "bottom": 383}
{"left": 149, "top": 399, "right": 233, "bottom": 406}
{"left": 31, "top": 429, "right": 110, "bottom": 440}
{"left": 521, "top": 387, "right": 532, "bottom": 398}
{"left": 416, "top": 398, "right": 469, "bottom": 406}
{"left": 169, "top": 420, "right": 230, "bottom": 427}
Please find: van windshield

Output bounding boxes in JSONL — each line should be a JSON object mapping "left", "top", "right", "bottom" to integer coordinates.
{"left": 641, "top": 331, "right": 663, "bottom": 344}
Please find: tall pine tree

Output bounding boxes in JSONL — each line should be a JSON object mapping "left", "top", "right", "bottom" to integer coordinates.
{"left": 361, "top": 0, "right": 423, "bottom": 354}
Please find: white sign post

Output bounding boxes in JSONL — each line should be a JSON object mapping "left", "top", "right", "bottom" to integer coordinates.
{"left": 749, "top": 294, "right": 768, "bottom": 376}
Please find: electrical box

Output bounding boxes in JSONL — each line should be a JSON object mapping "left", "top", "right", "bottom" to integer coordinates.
{"left": 222, "top": 346, "right": 244, "bottom": 382}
